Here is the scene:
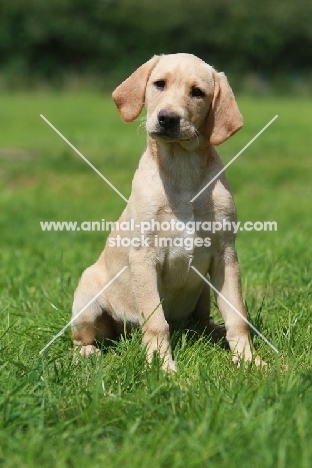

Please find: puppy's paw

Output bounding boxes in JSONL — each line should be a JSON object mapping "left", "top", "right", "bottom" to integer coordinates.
{"left": 254, "top": 355, "right": 267, "bottom": 369}
{"left": 232, "top": 355, "right": 241, "bottom": 368}
{"left": 162, "top": 357, "right": 177, "bottom": 373}
{"left": 231, "top": 354, "right": 267, "bottom": 369}
{"left": 207, "top": 319, "right": 226, "bottom": 337}
{"left": 80, "top": 344, "right": 101, "bottom": 358}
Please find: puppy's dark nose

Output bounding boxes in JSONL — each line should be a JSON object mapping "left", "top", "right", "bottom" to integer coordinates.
{"left": 158, "top": 110, "right": 180, "bottom": 131}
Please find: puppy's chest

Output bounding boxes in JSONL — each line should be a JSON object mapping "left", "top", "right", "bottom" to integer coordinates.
{"left": 155, "top": 204, "right": 212, "bottom": 288}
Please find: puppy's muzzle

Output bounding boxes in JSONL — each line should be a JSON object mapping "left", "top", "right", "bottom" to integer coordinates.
{"left": 156, "top": 109, "right": 180, "bottom": 137}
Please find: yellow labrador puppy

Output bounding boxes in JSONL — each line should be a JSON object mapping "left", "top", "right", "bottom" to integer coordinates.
{"left": 72, "top": 53, "right": 261, "bottom": 371}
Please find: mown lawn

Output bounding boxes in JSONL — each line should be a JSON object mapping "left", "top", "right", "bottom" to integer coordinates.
{"left": 0, "top": 91, "right": 311, "bottom": 468}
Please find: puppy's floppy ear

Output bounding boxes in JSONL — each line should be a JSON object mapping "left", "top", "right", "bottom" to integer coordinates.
{"left": 206, "top": 71, "right": 243, "bottom": 146}
{"left": 112, "top": 56, "right": 160, "bottom": 122}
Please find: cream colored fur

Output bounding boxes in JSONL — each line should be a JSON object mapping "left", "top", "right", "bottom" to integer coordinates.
{"left": 72, "top": 53, "right": 263, "bottom": 371}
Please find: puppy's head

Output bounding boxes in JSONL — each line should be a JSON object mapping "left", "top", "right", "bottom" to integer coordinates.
{"left": 112, "top": 53, "right": 243, "bottom": 146}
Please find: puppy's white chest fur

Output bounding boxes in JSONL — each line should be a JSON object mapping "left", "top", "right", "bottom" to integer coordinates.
{"left": 155, "top": 206, "right": 211, "bottom": 290}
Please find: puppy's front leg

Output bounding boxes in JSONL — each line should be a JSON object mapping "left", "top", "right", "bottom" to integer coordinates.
{"left": 209, "top": 253, "right": 259, "bottom": 366}
{"left": 129, "top": 249, "right": 176, "bottom": 372}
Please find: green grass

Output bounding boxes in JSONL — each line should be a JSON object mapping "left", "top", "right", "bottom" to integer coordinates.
{"left": 0, "top": 91, "right": 311, "bottom": 468}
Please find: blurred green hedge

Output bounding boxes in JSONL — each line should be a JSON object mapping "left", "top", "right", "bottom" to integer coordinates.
{"left": 0, "top": 0, "right": 311, "bottom": 90}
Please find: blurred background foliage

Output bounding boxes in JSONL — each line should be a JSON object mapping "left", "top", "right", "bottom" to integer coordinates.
{"left": 0, "top": 0, "right": 312, "bottom": 93}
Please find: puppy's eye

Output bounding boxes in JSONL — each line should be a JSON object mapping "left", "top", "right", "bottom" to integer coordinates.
{"left": 154, "top": 80, "right": 166, "bottom": 90}
{"left": 191, "top": 87, "right": 205, "bottom": 98}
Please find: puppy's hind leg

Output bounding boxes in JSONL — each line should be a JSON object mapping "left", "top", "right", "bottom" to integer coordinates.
{"left": 193, "top": 282, "right": 226, "bottom": 338}
{"left": 72, "top": 268, "right": 117, "bottom": 357}
{"left": 72, "top": 296, "right": 117, "bottom": 357}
